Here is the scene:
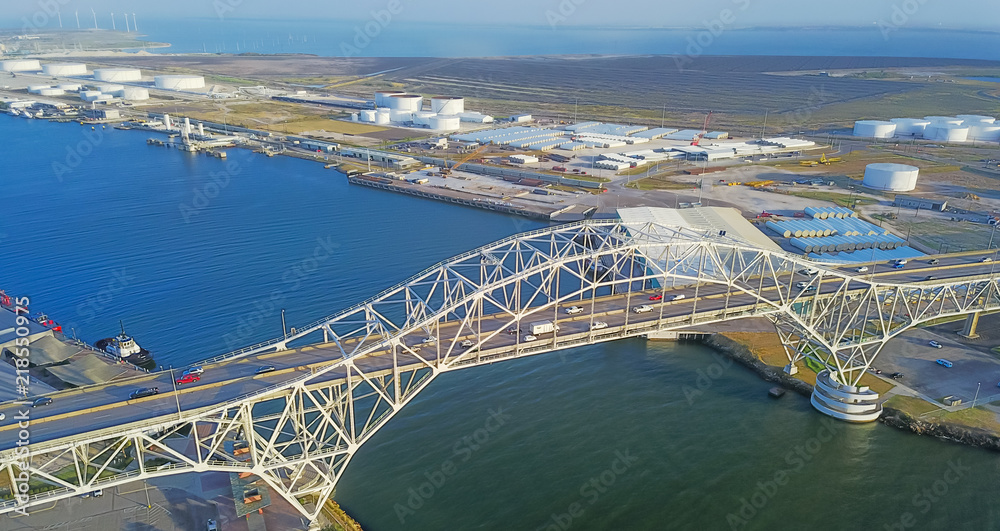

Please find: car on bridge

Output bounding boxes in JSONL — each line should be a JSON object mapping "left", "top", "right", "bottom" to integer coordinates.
{"left": 461, "top": 339, "right": 475, "bottom": 348}
{"left": 928, "top": 259, "right": 940, "bottom": 265}
{"left": 856, "top": 266, "right": 869, "bottom": 273}
{"left": 565, "top": 306, "right": 584, "bottom": 314}
{"left": 255, "top": 365, "right": 276, "bottom": 375}
{"left": 129, "top": 387, "right": 159, "bottom": 400}
{"left": 669, "top": 294, "right": 686, "bottom": 301}
{"left": 633, "top": 305, "right": 654, "bottom": 313}
{"left": 936, "top": 358, "right": 953, "bottom": 368}
{"left": 31, "top": 397, "right": 53, "bottom": 407}
{"left": 183, "top": 366, "right": 204, "bottom": 376}
{"left": 800, "top": 268, "right": 819, "bottom": 276}
{"left": 591, "top": 321, "right": 608, "bottom": 330}
{"left": 175, "top": 374, "right": 201, "bottom": 385}
{"left": 929, "top": 340, "right": 942, "bottom": 349}
{"left": 649, "top": 295, "right": 663, "bottom": 301}
{"left": 893, "top": 263, "right": 905, "bottom": 269}
{"left": 981, "top": 257, "right": 993, "bottom": 263}
{"left": 795, "top": 281, "right": 810, "bottom": 289}
{"left": 523, "top": 334, "right": 537, "bottom": 342}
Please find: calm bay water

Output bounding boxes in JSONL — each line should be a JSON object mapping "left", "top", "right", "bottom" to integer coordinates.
{"left": 1, "top": 117, "right": 998, "bottom": 530}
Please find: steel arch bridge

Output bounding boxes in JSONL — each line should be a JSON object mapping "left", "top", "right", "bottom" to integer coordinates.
{"left": 3, "top": 219, "right": 998, "bottom": 521}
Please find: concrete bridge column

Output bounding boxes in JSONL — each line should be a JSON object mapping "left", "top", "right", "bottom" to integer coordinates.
{"left": 959, "top": 312, "right": 981, "bottom": 339}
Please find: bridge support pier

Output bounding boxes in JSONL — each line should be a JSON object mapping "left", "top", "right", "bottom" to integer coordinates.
{"left": 783, "top": 363, "right": 798, "bottom": 376}
{"left": 810, "top": 370, "right": 882, "bottom": 423}
{"left": 959, "top": 312, "right": 981, "bottom": 339}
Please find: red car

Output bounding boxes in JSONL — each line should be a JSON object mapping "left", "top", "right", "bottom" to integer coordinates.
{"left": 175, "top": 374, "right": 200, "bottom": 385}
{"left": 649, "top": 295, "right": 663, "bottom": 301}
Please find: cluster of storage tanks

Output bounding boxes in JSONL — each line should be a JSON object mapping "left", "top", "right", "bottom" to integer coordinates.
{"left": 766, "top": 211, "right": 905, "bottom": 254}
{"left": 854, "top": 115, "right": 1000, "bottom": 142}
{"left": 357, "top": 93, "right": 464, "bottom": 131}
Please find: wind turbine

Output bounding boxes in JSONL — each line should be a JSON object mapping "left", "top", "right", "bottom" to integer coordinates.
{"left": 132, "top": 13, "right": 138, "bottom": 32}
{"left": 125, "top": 13, "right": 130, "bottom": 32}
{"left": 111, "top": 12, "right": 115, "bottom": 30}
{"left": 75, "top": 10, "right": 80, "bottom": 29}
{"left": 57, "top": 10, "right": 62, "bottom": 28}
{"left": 91, "top": 8, "right": 97, "bottom": 29}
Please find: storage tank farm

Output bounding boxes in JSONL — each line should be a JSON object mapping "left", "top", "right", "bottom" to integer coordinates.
{"left": 863, "top": 163, "right": 919, "bottom": 192}
{"left": 855, "top": 115, "right": 998, "bottom": 143}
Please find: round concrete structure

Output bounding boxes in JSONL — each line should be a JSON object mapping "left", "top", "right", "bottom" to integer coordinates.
{"left": 373, "top": 112, "right": 390, "bottom": 125}
{"left": 890, "top": 118, "right": 931, "bottom": 137}
{"left": 431, "top": 96, "right": 465, "bottom": 115}
{"left": 390, "top": 109, "right": 415, "bottom": 122}
{"left": 80, "top": 91, "right": 104, "bottom": 102}
{"left": 42, "top": 63, "right": 87, "bottom": 76}
{"left": 429, "top": 115, "right": 461, "bottom": 131}
{"left": 93, "top": 68, "right": 142, "bottom": 82}
{"left": 387, "top": 94, "right": 422, "bottom": 113}
{"left": 0, "top": 59, "right": 41, "bottom": 72}
{"left": 863, "top": 163, "right": 919, "bottom": 191}
{"left": 811, "top": 370, "right": 882, "bottom": 423}
{"left": 853, "top": 120, "right": 897, "bottom": 139}
{"left": 154, "top": 75, "right": 206, "bottom": 90}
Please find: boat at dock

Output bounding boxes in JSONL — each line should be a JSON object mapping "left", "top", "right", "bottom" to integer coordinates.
{"left": 95, "top": 321, "right": 155, "bottom": 370}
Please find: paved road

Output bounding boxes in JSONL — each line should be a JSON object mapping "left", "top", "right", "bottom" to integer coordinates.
{"left": 2, "top": 250, "right": 997, "bottom": 452}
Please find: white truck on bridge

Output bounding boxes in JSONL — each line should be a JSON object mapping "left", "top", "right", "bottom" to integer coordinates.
{"left": 528, "top": 320, "right": 560, "bottom": 335}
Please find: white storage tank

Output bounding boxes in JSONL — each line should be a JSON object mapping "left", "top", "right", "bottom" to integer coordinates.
{"left": 374, "top": 91, "right": 404, "bottom": 107}
{"left": 38, "top": 88, "right": 65, "bottom": 96}
{"left": 374, "top": 112, "right": 390, "bottom": 125}
{"left": 890, "top": 118, "right": 931, "bottom": 137}
{"left": 956, "top": 115, "right": 995, "bottom": 125}
{"left": 932, "top": 124, "right": 969, "bottom": 142}
{"left": 863, "top": 163, "right": 919, "bottom": 192}
{"left": 93, "top": 68, "right": 142, "bottom": 82}
{"left": 431, "top": 96, "right": 465, "bottom": 115}
{"left": 429, "top": 115, "right": 461, "bottom": 131}
{"left": 27, "top": 85, "right": 50, "bottom": 94}
{"left": 968, "top": 125, "right": 1000, "bottom": 142}
{"left": 43, "top": 63, "right": 88, "bottom": 76}
{"left": 118, "top": 87, "right": 150, "bottom": 100}
{"left": 56, "top": 83, "right": 82, "bottom": 91}
{"left": 387, "top": 94, "right": 422, "bottom": 112}
{"left": 923, "top": 116, "right": 963, "bottom": 126}
{"left": 96, "top": 84, "right": 125, "bottom": 93}
{"left": 413, "top": 111, "right": 436, "bottom": 125}
{"left": 391, "top": 109, "right": 415, "bottom": 122}
{"left": 853, "top": 120, "right": 897, "bottom": 139}
{"left": 80, "top": 90, "right": 103, "bottom": 101}
{"left": 359, "top": 109, "right": 377, "bottom": 123}
{"left": 154, "top": 75, "right": 206, "bottom": 90}
{"left": 1, "top": 59, "right": 41, "bottom": 72}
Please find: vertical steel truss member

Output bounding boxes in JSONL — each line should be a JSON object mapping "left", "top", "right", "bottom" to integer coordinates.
{"left": 2, "top": 220, "right": 997, "bottom": 521}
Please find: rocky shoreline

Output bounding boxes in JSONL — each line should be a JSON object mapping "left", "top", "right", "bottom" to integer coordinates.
{"left": 701, "top": 334, "right": 1000, "bottom": 453}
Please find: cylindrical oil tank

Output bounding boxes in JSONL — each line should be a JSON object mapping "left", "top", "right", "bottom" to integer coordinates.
{"left": 38, "top": 88, "right": 65, "bottom": 96}
{"left": 119, "top": 87, "right": 149, "bottom": 100}
{"left": 968, "top": 125, "right": 1000, "bottom": 142}
{"left": 95, "top": 83, "right": 124, "bottom": 93}
{"left": 56, "top": 83, "right": 82, "bottom": 91}
{"left": 359, "top": 110, "right": 377, "bottom": 122}
{"left": 43, "top": 63, "right": 87, "bottom": 76}
{"left": 154, "top": 75, "right": 206, "bottom": 90}
{"left": 429, "top": 115, "right": 461, "bottom": 131}
{"left": 374, "top": 91, "right": 404, "bottom": 107}
{"left": 933, "top": 124, "right": 969, "bottom": 142}
{"left": 390, "top": 109, "right": 414, "bottom": 122}
{"left": 431, "top": 96, "right": 465, "bottom": 115}
{"left": 890, "top": 118, "right": 931, "bottom": 137}
{"left": 0, "top": 59, "right": 41, "bottom": 72}
{"left": 957, "top": 115, "right": 995, "bottom": 125}
{"left": 93, "top": 68, "right": 142, "bottom": 82}
{"left": 350, "top": 113, "right": 359, "bottom": 122}
{"left": 387, "top": 94, "right": 422, "bottom": 113}
{"left": 413, "top": 111, "right": 436, "bottom": 125}
{"left": 853, "top": 120, "right": 897, "bottom": 139}
{"left": 374, "top": 112, "right": 390, "bottom": 125}
{"left": 863, "top": 163, "right": 919, "bottom": 192}
{"left": 80, "top": 91, "right": 102, "bottom": 101}
{"left": 27, "top": 85, "right": 49, "bottom": 94}
{"left": 924, "top": 116, "right": 963, "bottom": 125}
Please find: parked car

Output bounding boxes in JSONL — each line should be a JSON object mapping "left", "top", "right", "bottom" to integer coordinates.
{"left": 936, "top": 359, "right": 953, "bottom": 368}
{"left": 649, "top": 294, "right": 663, "bottom": 301}
{"left": 632, "top": 305, "right": 654, "bottom": 313}
{"left": 523, "top": 334, "right": 537, "bottom": 342}
{"left": 565, "top": 306, "right": 584, "bottom": 314}
{"left": 255, "top": 365, "right": 276, "bottom": 375}
{"left": 856, "top": 266, "right": 869, "bottom": 273}
{"left": 175, "top": 374, "right": 201, "bottom": 385}
{"left": 129, "top": 387, "right": 159, "bottom": 400}
{"left": 183, "top": 366, "right": 204, "bottom": 376}
{"left": 929, "top": 340, "right": 942, "bottom": 349}
{"left": 590, "top": 321, "right": 609, "bottom": 330}
{"left": 31, "top": 397, "right": 53, "bottom": 407}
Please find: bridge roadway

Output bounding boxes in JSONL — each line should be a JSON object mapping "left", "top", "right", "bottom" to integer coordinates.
{"left": 1, "top": 251, "right": 995, "bottom": 451}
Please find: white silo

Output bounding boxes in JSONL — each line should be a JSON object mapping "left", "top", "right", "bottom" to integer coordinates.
{"left": 38, "top": 88, "right": 66, "bottom": 96}
{"left": 359, "top": 110, "right": 377, "bottom": 123}
{"left": 350, "top": 113, "right": 359, "bottom": 122}
{"left": 431, "top": 96, "right": 465, "bottom": 115}
{"left": 43, "top": 63, "right": 88, "bottom": 76}
{"left": 93, "top": 68, "right": 142, "bottom": 82}
{"left": 164, "top": 114, "right": 173, "bottom": 129}
{"left": 969, "top": 125, "right": 1000, "bottom": 142}
{"left": 429, "top": 115, "right": 461, "bottom": 131}
{"left": 119, "top": 87, "right": 149, "bottom": 100}
{"left": 374, "top": 91, "right": 404, "bottom": 107}
{"left": 0, "top": 59, "right": 41, "bottom": 72}
{"left": 388, "top": 94, "right": 422, "bottom": 112}
{"left": 198, "top": 123, "right": 205, "bottom": 136}
{"left": 863, "top": 163, "right": 919, "bottom": 192}
{"left": 374, "top": 112, "right": 390, "bottom": 125}
{"left": 154, "top": 75, "right": 206, "bottom": 90}
{"left": 890, "top": 118, "right": 931, "bottom": 137}
{"left": 853, "top": 120, "right": 897, "bottom": 139}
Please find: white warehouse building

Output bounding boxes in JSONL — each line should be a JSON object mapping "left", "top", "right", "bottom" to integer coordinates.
{"left": 853, "top": 120, "right": 897, "bottom": 139}
{"left": 93, "top": 68, "right": 142, "bottom": 82}
{"left": 42, "top": 63, "right": 88, "bottom": 76}
{"left": 154, "top": 75, "right": 206, "bottom": 90}
{"left": 863, "top": 163, "right": 919, "bottom": 192}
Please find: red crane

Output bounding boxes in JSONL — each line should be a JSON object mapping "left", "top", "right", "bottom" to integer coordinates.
{"left": 691, "top": 111, "right": 714, "bottom": 146}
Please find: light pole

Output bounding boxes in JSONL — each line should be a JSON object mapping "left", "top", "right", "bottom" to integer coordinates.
{"left": 281, "top": 308, "right": 287, "bottom": 339}
{"left": 989, "top": 222, "right": 998, "bottom": 249}
{"left": 973, "top": 382, "right": 981, "bottom": 407}
{"left": 169, "top": 367, "right": 181, "bottom": 420}
{"left": 143, "top": 479, "right": 151, "bottom": 509}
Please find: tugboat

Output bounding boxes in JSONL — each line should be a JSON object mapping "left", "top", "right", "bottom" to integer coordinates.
{"left": 95, "top": 321, "right": 155, "bottom": 370}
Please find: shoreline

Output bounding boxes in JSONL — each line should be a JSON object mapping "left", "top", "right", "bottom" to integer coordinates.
{"left": 702, "top": 334, "right": 1000, "bottom": 453}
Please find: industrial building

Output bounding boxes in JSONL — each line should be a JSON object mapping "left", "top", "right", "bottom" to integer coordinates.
{"left": 511, "top": 114, "right": 533, "bottom": 123}
{"left": 340, "top": 147, "right": 419, "bottom": 169}
{"left": 510, "top": 154, "right": 539, "bottom": 164}
{"left": 863, "top": 163, "right": 919, "bottom": 192}
{"left": 892, "top": 195, "right": 947, "bottom": 211}
{"left": 154, "top": 75, "right": 206, "bottom": 90}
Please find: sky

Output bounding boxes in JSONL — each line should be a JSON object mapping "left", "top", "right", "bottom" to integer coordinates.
{"left": 4, "top": 0, "right": 1000, "bottom": 31}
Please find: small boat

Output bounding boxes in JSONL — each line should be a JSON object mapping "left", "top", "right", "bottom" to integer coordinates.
{"left": 95, "top": 321, "right": 155, "bottom": 369}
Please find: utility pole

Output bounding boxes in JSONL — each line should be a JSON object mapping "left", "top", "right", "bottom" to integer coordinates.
{"left": 169, "top": 367, "right": 181, "bottom": 420}
{"left": 281, "top": 308, "right": 287, "bottom": 339}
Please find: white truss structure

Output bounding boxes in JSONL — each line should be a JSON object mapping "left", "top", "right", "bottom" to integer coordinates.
{"left": 2, "top": 220, "right": 997, "bottom": 521}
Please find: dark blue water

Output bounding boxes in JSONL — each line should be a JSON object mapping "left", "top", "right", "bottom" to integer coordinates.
{"left": 2, "top": 117, "right": 999, "bottom": 530}
{"left": 106, "top": 18, "right": 1000, "bottom": 61}
{"left": 966, "top": 77, "right": 1000, "bottom": 83}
